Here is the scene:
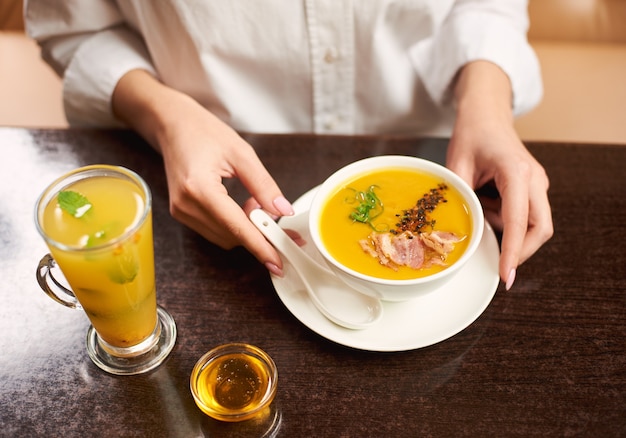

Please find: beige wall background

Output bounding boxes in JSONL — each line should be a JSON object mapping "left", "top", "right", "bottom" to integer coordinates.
{"left": 516, "top": 0, "right": 626, "bottom": 143}
{"left": 0, "top": 0, "right": 67, "bottom": 127}
{"left": 1, "top": 0, "right": 625, "bottom": 143}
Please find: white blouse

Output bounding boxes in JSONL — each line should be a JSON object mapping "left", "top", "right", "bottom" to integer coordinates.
{"left": 25, "top": 0, "right": 542, "bottom": 136}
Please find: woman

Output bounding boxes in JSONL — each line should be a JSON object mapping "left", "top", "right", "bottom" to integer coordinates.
{"left": 25, "top": 0, "right": 553, "bottom": 290}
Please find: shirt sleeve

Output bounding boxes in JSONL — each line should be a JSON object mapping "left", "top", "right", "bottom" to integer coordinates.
{"left": 409, "top": 0, "right": 542, "bottom": 117}
{"left": 25, "top": 0, "right": 157, "bottom": 126}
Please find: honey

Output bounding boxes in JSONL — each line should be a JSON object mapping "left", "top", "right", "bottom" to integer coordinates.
{"left": 191, "top": 344, "right": 277, "bottom": 422}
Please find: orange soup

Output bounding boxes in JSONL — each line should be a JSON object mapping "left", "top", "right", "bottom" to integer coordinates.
{"left": 318, "top": 167, "right": 472, "bottom": 280}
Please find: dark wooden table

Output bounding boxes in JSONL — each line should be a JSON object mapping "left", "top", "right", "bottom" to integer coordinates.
{"left": 1, "top": 127, "right": 624, "bottom": 437}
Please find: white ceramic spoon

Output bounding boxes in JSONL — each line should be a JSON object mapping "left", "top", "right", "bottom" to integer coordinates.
{"left": 249, "top": 209, "right": 383, "bottom": 330}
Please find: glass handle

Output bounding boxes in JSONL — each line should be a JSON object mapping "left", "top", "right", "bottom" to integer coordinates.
{"left": 36, "top": 254, "right": 80, "bottom": 309}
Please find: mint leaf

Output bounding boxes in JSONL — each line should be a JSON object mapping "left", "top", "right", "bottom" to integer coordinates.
{"left": 107, "top": 244, "right": 139, "bottom": 284}
{"left": 58, "top": 190, "right": 92, "bottom": 218}
{"left": 86, "top": 230, "right": 107, "bottom": 248}
{"left": 85, "top": 222, "right": 122, "bottom": 248}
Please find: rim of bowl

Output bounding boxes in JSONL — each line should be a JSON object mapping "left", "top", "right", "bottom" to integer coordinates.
{"left": 308, "top": 155, "right": 484, "bottom": 286}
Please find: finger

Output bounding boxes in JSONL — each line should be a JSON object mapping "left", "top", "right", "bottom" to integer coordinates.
{"left": 242, "top": 197, "right": 278, "bottom": 221}
{"left": 243, "top": 198, "right": 305, "bottom": 244}
{"left": 233, "top": 145, "right": 294, "bottom": 217}
{"left": 446, "top": 158, "right": 476, "bottom": 189}
{"left": 517, "top": 173, "right": 553, "bottom": 264}
{"left": 216, "top": 204, "right": 285, "bottom": 273}
{"left": 496, "top": 167, "right": 530, "bottom": 288}
{"left": 173, "top": 190, "right": 286, "bottom": 276}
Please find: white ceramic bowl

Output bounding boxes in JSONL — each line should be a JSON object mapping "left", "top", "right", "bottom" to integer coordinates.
{"left": 308, "top": 155, "right": 484, "bottom": 302}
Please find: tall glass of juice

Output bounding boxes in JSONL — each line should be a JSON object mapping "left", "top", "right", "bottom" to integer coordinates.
{"left": 35, "top": 165, "right": 176, "bottom": 375}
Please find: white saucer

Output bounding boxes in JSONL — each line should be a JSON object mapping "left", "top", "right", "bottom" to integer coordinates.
{"left": 272, "top": 187, "right": 500, "bottom": 352}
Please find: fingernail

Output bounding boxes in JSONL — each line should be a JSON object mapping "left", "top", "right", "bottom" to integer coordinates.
{"left": 505, "top": 268, "right": 516, "bottom": 291}
{"left": 265, "top": 262, "right": 284, "bottom": 277}
{"left": 273, "top": 196, "right": 294, "bottom": 216}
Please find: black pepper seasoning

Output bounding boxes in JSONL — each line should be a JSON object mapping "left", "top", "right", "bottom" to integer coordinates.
{"left": 391, "top": 183, "right": 448, "bottom": 234}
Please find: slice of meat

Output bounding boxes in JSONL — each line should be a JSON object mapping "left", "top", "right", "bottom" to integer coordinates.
{"left": 388, "top": 232, "right": 425, "bottom": 269}
{"left": 420, "top": 231, "right": 461, "bottom": 256}
{"left": 359, "top": 230, "right": 463, "bottom": 271}
{"left": 359, "top": 231, "right": 425, "bottom": 270}
{"left": 360, "top": 233, "right": 396, "bottom": 270}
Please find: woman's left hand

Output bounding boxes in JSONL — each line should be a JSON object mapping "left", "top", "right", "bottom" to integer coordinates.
{"left": 448, "top": 61, "right": 553, "bottom": 290}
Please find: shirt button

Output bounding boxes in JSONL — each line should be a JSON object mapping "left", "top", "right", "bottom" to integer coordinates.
{"left": 324, "top": 47, "right": 339, "bottom": 63}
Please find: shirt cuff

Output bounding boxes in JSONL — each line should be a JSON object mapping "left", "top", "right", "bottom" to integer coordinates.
{"left": 409, "top": 11, "right": 543, "bottom": 117}
{"left": 63, "top": 27, "right": 157, "bottom": 126}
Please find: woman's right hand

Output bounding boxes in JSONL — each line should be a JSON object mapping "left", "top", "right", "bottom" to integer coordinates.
{"left": 112, "top": 69, "right": 294, "bottom": 276}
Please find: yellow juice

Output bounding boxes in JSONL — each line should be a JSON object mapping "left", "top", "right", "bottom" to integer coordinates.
{"left": 41, "top": 176, "right": 157, "bottom": 349}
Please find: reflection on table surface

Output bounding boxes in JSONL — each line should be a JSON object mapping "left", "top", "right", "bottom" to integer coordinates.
{"left": 1, "top": 128, "right": 625, "bottom": 437}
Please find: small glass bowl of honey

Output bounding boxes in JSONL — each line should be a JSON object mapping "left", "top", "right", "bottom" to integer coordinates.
{"left": 190, "top": 343, "right": 278, "bottom": 422}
